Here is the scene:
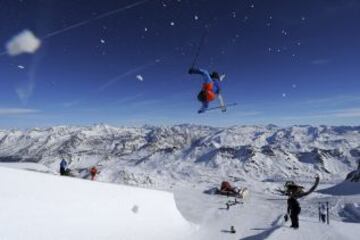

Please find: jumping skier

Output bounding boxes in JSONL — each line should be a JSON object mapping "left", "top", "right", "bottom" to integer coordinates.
{"left": 188, "top": 67, "right": 224, "bottom": 113}
{"left": 60, "top": 159, "right": 68, "bottom": 176}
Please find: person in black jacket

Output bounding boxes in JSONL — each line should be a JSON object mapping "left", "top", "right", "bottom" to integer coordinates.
{"left": 287, "top": 195, "right": 301, "bottom": 229}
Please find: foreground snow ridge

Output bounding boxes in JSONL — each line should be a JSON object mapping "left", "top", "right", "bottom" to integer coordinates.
{"left": 0, "top": 167, "right": 194, "bottom": 240}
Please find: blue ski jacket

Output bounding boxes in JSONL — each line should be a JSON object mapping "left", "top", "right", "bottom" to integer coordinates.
{"left": 191, "top": 68, "right": 220, "bottom": 94}
{"left": 60, "top": 159, "right": 68, "bottom": 169}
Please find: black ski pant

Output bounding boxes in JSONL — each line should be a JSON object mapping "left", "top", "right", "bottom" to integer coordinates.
{"left": 320, "top": 214, "right": 326, "bottom": 223}
{"left": 290, "top": 213, "right": 299, "bottom": 228}
{"left": 60, "top": 167, "right": 66, "bottom": 176}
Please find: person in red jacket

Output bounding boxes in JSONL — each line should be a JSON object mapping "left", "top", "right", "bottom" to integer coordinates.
{"left": 220, "top": 181, "right": 238, "bottom": 194}
{"left": 188, "top": 67, "right": 222, "bottom": 113}
{"left": 90, "top": 166, "right": 97, "bottom": 180}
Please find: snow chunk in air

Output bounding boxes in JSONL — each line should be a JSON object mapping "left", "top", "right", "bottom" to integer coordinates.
{"left": 6, "top": 30, "right": 41, "bottom": 56}
{"left": 136, "top": 74, "right": 144, "bottom": 81}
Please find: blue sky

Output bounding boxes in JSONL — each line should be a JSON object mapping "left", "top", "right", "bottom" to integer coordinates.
{"left": 0, "top": 0, "right": 359, "bottom": 128}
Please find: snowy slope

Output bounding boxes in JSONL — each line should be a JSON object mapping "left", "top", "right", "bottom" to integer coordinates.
{"left": 0, "top": 162, "right": 55, "bottom": 173}
{"left": 0, "top": 166, "right": 194, "bottom": 240}
{"left": 0, "top": 124, "right": 359, "bottom": 188}
{"left": 175, "top": 183, "right": 360, "bottom": 240}
{"left": 1, "top": 166, "right": 358, "bottom": 240}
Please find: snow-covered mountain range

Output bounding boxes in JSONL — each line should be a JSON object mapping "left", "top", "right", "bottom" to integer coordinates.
{"left": 0, "top": 124, "right": 359, "bottom": 187}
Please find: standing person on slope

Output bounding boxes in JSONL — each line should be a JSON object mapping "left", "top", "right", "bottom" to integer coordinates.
{"left": 287, "top": 195, "right": 301, "bottom": 229}
{"left": 60, "top": 159, "right": 68, "bottom": 176}
{"left": 319, "top": 203, "right": 327, "bottom": 223}
{"left": 90, "top": 166, "right": 98, "bottom": 181}
{"left": 188, "top": 67, "right": 223, "bottom": 113}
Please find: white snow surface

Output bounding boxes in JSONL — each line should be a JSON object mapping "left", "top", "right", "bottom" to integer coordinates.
{"left": 1, "top": 165, "right": 359, "bottom": 240}
{"left": 175, "top": 185, "right": 360, "bottom": 240}
{"left": 0, "top": 166, "right": 194, "bottom": 240}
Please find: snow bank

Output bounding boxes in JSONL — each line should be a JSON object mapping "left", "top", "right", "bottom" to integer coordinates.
{"left": 339, "top": 203, "right": 360, "bottom": 223}
{"left": 0, "top": 167, "right": 194, "bottom": 240}
{"left": 0, "top": 162, "right": 54, "bottom": 173}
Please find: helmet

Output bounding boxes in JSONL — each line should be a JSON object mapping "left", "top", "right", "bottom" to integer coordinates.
{"left": 210, "top": 71, "right": 220, "bottom": 80}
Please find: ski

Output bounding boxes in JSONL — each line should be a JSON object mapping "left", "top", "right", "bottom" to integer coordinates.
{"left": 218, "top": 94, "right": 226, "bottom": 112}
{"left": 199, "top": 103, "right": 238, "bottom": 113}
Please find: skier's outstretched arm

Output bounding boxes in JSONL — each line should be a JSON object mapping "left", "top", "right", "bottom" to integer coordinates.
{"left": 188, "top": 67, "right": 212, "bottom": 83}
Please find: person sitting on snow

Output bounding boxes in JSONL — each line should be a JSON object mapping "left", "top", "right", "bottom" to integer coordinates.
{"left": 188, "top": 67, "right": 222, "bottom": 113}
{"left": 220, "top": 181, "right": 238, "bottom": 195}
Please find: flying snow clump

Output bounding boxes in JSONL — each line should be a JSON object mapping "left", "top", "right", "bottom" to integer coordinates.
{"left": 136, "top": 74, "right": 144, "bottom": 81}
{"left": 6, "top": 30, "right": 41, "bottom": 56}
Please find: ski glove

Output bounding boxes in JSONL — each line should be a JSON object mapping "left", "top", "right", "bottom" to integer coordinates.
{"left": 188, "top": 68, "right": 197, "bottom": 74}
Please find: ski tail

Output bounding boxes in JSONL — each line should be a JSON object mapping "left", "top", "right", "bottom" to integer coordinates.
{"left": 218, "top": 94, "right": 226, "bottom": 112}
{"left": 199, "top": 103, "right": 237, "bottom": 113}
